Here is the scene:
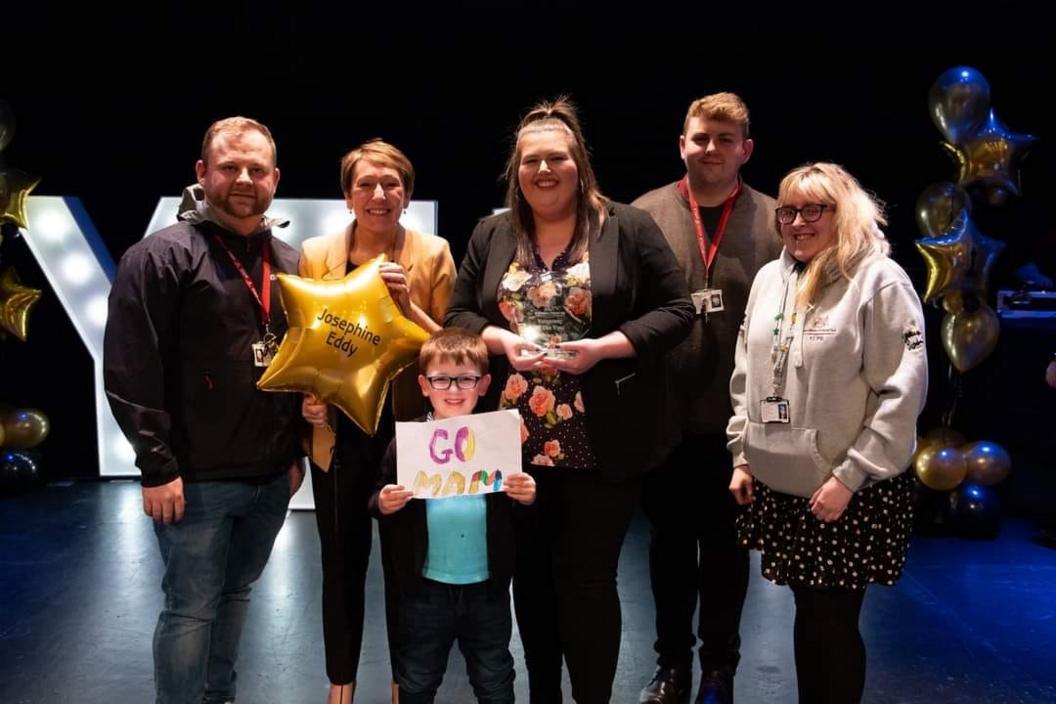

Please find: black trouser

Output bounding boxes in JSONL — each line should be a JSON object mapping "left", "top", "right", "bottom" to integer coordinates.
{"left": 791, "top": 586, "right": 867, "bottom": 704}
{"left": 641, "top": 433, "right": 749, "bottom": 675}
{"left": 512, "top": 468, "right": 641, "bottom": 704}
{"left": 312, "top": 414, "right": 397, "bottom": 685}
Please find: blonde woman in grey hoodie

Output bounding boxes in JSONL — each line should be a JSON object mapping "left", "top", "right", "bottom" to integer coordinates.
{"left": 726, "top": 163, "right": 927, "bottom": 704}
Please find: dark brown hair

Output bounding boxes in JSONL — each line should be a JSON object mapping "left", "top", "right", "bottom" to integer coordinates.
{"left": 504, "top": 96, "right": 605, "bottom": 266}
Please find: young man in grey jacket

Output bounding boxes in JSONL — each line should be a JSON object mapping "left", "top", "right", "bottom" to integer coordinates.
{"left": 633, "top": 93, "right": 781, "bottom": 704}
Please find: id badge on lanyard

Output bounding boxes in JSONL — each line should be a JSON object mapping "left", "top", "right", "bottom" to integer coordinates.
{"left": 680, "top": 177, "right": 739, "bottom": 321}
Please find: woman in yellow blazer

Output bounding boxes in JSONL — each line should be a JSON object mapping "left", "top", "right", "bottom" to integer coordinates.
{"left": 300, "top": 139, "right": 455, "bottom": 704}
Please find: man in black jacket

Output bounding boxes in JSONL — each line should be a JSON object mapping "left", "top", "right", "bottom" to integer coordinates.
{"left": 104, "top": 116, "right": 304, "bottom": 704}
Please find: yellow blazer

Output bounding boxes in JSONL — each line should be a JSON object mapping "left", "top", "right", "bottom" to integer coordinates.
{"left": 299, "top": 225, "right": 457, "bottom": 470}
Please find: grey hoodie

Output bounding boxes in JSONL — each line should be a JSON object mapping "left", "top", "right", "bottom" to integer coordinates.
{"left": 727, "top": 249, "right": 927, "bottom": 497}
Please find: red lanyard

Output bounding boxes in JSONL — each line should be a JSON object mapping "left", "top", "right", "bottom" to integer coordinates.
{"left": 677, "top": 176, "right": 741, "bottom": 275}
{"left": 212, "top": 234, "right": 272, "bottom": 327}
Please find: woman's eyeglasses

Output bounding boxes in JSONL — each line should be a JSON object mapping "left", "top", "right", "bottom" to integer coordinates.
{"left": 775, "top": 204, "right": 832, "bottom": 225}
{"left": 425, "top": 375, "right": 482, "bottom": 390}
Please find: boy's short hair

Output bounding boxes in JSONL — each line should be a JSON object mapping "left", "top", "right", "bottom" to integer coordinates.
{"left": 419, "top": 328, "right": 489, "bottom": 375}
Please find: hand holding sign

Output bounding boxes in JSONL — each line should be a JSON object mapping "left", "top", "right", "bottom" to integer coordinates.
{"left": 257, "top": 255, "right": 430, "bottom": 435}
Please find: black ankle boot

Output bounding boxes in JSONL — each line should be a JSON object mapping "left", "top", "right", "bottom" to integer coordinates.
{"left": 639, "top": 665, "right": 691, "bottom": 703}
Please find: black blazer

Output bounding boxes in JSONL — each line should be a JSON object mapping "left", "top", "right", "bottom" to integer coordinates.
{"left": 445, "top": 202, "right": 694, "bottom": 480}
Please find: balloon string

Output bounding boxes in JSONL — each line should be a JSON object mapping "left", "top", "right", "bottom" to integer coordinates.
{"left": 943, "top": 362, "right": 962, "bottom": 428}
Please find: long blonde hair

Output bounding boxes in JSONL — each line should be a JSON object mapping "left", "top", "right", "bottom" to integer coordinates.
{"left": 777, "top": 163, "right": 890, "bottom": 306}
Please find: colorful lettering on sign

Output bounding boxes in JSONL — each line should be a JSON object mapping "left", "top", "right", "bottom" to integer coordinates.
{"left": 469, "top": 470, "right": 504, "bottom": 494}
{"left": 443, "top": 472, "right": 465, "bottom": 496}
{"left": 413, "top": 471, "right": 442, "bottom": 496}
{"left": 428, "top": 426, "right": 476, "bottom": 464}
{"left": 412, "top": 469, "right": 505, "bottom": 497}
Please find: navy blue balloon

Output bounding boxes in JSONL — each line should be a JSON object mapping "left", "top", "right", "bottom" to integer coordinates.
{"left": 929, "top": 66, "right": 991, "bottom": 145}
{"left": 0, "top": 449, "right": 40, "bottom": 494}
{"left": 948, "top": 482, "right": 1000, "bottom": 537}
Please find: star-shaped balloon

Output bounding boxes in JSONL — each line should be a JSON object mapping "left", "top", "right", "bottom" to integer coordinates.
{"left": 257, "top": 255, "right": 430, "bottom": 435}
{"left": 915, "top": 211, "right": 1006, "bottom": 303}
{"left": 0, "top": 267, "right": 43, "bottom": 341}
{"left": 941, "top": 108, "right": 1037, "bottom": 205}
{"left": 0, "top": 166, "right": 41, "bottom": 230}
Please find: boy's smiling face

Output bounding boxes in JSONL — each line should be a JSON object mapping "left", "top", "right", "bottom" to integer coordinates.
{"left": 418, "top": 359, "right": 491, "bottom": 420}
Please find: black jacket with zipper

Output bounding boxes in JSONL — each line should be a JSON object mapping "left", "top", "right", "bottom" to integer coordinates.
{"left": 104, "top": 218, "right": 304, "bottom": 487}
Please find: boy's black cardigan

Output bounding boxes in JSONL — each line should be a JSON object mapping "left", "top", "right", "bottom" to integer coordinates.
{"left": 368, "top": 415, "right": 522, "bottom": 597}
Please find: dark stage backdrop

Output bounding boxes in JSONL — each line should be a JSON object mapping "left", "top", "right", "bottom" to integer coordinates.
{"left": 2, "top": 8, "right": 1054, "bottom": 511}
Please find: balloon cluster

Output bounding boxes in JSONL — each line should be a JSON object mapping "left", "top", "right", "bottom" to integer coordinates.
{"left": 0, "top": 100, "right": 43, "bottom": 342}
{"left": 913, "top": 427, "right": 1008, "bottom": 537}
{"left": 0, "top": 405, "right": 49, "bottom": 494}
{"left": 928, "top": 66, "right": 1037, "bottom": 206}
{"left": 917, "top": 66, "right": 1037, "bottom": 373}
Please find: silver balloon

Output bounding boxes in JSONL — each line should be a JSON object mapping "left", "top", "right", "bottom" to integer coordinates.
{"left": 929, "top": 66, "right": 991, "bottom": 146}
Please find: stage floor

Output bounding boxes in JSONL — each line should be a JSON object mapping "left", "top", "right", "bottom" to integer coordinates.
{"left": 2, "top": 481, "right": 1054, "bottom": 703}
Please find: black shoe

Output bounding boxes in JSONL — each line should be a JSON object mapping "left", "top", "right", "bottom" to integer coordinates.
{"left": 639, "top": 666, "right": 691, "bottom": 703}
{"left": 694, "top": 670, "right": 733, "bottom": 704}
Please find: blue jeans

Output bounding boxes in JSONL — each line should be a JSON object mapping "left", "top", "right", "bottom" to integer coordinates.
{"left": 152, "top": 472, "right": 290, "bottom": 704}
{"left": 397, "top": 579, "right": 515, "bottom": 704}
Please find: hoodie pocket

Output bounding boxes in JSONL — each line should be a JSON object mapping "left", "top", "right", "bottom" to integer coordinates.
{"left": 744, "top": 420, "right": 830, "bottom": 498}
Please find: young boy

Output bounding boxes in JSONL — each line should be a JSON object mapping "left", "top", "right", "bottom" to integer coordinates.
{"left": 369, "top": 328, "right": 535, "bottom": 704}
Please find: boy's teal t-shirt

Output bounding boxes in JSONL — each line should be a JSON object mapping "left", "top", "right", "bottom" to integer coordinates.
{"left": 423, "top": 494, "right": 489, "bottom": 584}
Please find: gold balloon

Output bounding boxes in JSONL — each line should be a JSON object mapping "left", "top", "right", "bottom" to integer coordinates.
{"left": 916, "top": 182, "right": 970, "bottom": 237}
{"left": 917, "top": 446, "right": 967, "bottom": 491}
{"left": 915, "top": 212, "right": 1005, "bottom": 303}
{"left": 0, "top": 267, "right": 43, "bottom": 341}
{"left": 0, "top": 166, "right": 41, "bottom": 230}
{"left": 941, "top": 304, "right": 999, "bottom": 372}
{"left": 1, "top": 408, "right": 50, "bottom": 449}
{"left": 962, "top": 440, "right": 1011, "bottom": 486}
{"left": 941, "top": 290, "right": 965, "bottom": 314}
{"left": 257, "top": 255, "right": 430, "bottom": 435}
{"left": 913, "top": 442, "right": 937, "bottom": 480}
{"left": 941, "top": 108, "right": 1037, "bottom": 203}
{"left": 924, "top": 427, "right": 966, "bottom": 448}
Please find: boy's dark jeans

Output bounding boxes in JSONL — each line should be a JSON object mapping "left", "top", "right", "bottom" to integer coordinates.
{"left": 396, "top": 579, "right": 515, "bottom": 703}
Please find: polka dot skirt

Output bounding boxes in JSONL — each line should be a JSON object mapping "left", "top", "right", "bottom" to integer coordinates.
{"left": 737, "top": 471, "right": 915, "bottom": 590}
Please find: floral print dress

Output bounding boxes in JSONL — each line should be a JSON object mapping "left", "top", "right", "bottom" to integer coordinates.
{"left": 497, "top": 249, "right": 596, "bottom": 469}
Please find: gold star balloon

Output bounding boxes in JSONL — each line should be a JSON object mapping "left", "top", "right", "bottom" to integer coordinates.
{"left": 0, "top": 267, "right": 43, "bottom": 341}
{"left": 914, "top": 211, "right": 1005, "bottom": 303}
{"left": 941, "top": 108, "right": 1037, "bottom": 205}
{"left": 257, "top": 255, "right": 430, "bottom": 435}
{"left": 0, "top": 166, "right": 41, "bottom": 230}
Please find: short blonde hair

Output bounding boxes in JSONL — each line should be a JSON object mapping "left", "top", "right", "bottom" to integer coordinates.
{"left": 683, "top": 93, "right": 751, "bottom": 138}
{"left": 419, "top": 328, "right": 489, "bottom": 375}
{"left": 340, "top": 139, "right": 415, "bottom": 197}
